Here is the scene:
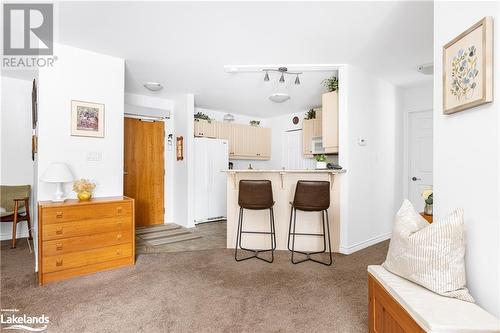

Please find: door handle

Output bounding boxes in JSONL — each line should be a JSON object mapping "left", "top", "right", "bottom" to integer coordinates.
{"left": 411, "top": 177, "right": 422, "bottom": 181}
{"left": 124, "top": 171, "right": 129, "bottom": 175}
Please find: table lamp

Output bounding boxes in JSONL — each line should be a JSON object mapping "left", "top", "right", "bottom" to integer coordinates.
{"left": 41, "top": 163, "right": 74, "bottom": 202}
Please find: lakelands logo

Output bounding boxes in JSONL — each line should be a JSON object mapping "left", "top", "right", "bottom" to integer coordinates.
{"left": 1, "top": 309, "right": 49, "bottom": 332}
{"left": 2, "top": 3, "right": 57, "bottom": 68}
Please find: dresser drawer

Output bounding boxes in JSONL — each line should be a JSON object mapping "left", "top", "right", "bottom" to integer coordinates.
{"left": 42, "top": 230, "right": 133, "bottom": 256}
{"left": 42, "top": 201, "right": 132, "bottom": 224}
{"left": 42, "top": 217, "right": 132, "bottom": 241}
{"left": 42, "top": 243, "right": 133, "bottom": 273}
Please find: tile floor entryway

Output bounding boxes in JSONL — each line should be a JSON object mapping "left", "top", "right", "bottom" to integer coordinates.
{"left": 136, "top": 221, "right": 226, "bottom": 254}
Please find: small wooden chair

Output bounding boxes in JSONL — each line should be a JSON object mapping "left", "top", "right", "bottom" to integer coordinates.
{"left": 0, "top": 185, "right": 32, "bottom": 248}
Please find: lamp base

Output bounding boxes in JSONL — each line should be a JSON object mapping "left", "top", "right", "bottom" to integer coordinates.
{"left": 52, "top": 182, "right": 67, "bottom": 202}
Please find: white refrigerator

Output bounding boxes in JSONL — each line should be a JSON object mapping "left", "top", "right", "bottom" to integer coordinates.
{"left": 194, "top": 138, "right": 229, "bottom": 224}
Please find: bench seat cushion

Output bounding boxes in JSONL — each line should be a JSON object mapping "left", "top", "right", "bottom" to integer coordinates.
{"left": 368, "top": 265, "right": 500, "bottom": 333}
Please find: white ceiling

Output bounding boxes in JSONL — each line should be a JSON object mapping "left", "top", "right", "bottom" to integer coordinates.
{"left": 54, "top": 1, "right": 433, "bottom": 117}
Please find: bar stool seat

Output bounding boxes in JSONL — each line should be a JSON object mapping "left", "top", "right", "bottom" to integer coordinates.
{"left": 235, "top": 180, "right": 276, "bottom": 263}
{"left": 288, "top": 181, "right": 332, "bottom": 266}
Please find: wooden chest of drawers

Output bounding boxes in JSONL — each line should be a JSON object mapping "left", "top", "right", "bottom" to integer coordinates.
{"left": 38, "top": 197, "right": 135, "bottom": 285}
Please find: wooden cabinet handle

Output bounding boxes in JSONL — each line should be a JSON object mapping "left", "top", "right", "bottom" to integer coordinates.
{"left": 116, "top": 233, "right": 122, "bottom": 239}
{"left": 116, "top": 206, "right": 123, "bottom": 213}
{"left": 56, "top": 259, "right": 63, "bottom": 266}
{"left": 116, "top": 250, "right": 122, "bottom": 256}
{"left": 56, "top": 243, "right": 63, "bottom": 251}
{"left": 56, "top": 212, "right": 63, "bottom": 218}
{"left": 55, "top": 228, "right": 63, "bottom": 235}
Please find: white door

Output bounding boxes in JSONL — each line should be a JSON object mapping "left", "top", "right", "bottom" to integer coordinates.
{"left": 408, "top": 110, "right": 433, "bottom": 212}
{"left": 282, "top": 130, "right": 314, "bottom": 169}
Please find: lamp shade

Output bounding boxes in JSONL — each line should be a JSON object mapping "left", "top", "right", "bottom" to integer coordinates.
{"left": 41, "top": 163, "right": 74, "bottom": 183}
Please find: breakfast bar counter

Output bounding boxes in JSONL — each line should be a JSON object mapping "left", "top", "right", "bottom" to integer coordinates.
{"left": 223, "top": 169, "right": 345, "bottom": 252}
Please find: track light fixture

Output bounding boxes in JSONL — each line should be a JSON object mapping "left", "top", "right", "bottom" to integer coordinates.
{"left": 294, "top": 74, "right": 300, "bottom": 85}
{"left": 262, "top": 67, "right": 302, "bottom": 84}
{"left": 264, "top": 71, "right": 270, "bottom": 81}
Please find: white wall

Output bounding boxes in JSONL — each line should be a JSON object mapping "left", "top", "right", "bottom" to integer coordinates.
{"left": 0, "top": 76, "right": 35, "bottom": 240}
{"left": 172, "top": 94, "right": 195, "bottom": 228}
{"left": 37, "top": 44, "right": 125, "bottom": 201}
{"left": 434, "top": 2, "right": 500, "bottom": 317}
{"left": 339, "top": 65, "right": 402, "bottom": 254}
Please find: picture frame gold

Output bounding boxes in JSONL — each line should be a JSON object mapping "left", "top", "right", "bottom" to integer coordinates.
{"left": 443, "top": 16, "right": 493, "bottom": 114}
{"left": 71, "top": 100, "right": 105, "bottom": 137}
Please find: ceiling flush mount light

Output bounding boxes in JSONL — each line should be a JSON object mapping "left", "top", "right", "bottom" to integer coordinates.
{"left": 269, "top": 93, "right": 290, "bottom": 103}
{"left": 262, "top": 67, "right": 302, "bottom": 84}
{"left": 144, "top": 82, "right": 163, "bottom": 91}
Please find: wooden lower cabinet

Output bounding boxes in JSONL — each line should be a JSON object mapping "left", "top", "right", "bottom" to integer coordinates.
{"left": 368, "top": 273, "right": 425, "bottom": 333}
{"left": 38, "top": 197, "right": 135, "bottom": 285}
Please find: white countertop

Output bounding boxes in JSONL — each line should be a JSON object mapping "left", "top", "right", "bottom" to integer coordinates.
{"left": 222, "top": 169, "right": 346, "bottom": 174}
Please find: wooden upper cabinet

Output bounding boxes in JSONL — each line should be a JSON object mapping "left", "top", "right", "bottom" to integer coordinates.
{"left": 194, "top": 119, "right": 216, "bottom": 138}
{"left": 196, "top": 119, "right": 271, "bottom": 160}
{"left": 322, "top": 91, "right": 339, "bottom": 154}
{"left": 303, "top": 119, "right": 314, "bottom": 156}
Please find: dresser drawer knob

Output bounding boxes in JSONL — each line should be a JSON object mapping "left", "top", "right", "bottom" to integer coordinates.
{"left": 116, "top": 234, "right": 122, "bottom": 239}
{"left": 56, "top": 212, "right": 63, "bottom": 218}
{"left": 116, "top": 250, "right": 122, "bottom": 256}
{"left": 55, "top": 228, "right": 63, "bottom": 235}
{"left": 56, "top": 243, "right": 63, "bottom": 251}
{"left": 116, "top": 206, "right": 123, "bottom": 213}
{"left": 56, "top": 259, "right": 63, "bottom": 267}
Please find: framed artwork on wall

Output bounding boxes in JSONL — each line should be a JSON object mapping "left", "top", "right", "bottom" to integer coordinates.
{"left": 71, "top": 100, "right": 105, "bottom": 137}
{"left": 443, "top": 16, "right": 493, "bottom": 114}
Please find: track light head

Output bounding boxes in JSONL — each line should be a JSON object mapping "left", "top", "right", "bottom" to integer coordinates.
{"left": 264, "top": 71, "right": 270, "bottom": 82}
{"left": 279, "top": 73, "right": 285, "bottom": 83}
{"left": 294, "top": 74, "right": 300, "bottom": 85}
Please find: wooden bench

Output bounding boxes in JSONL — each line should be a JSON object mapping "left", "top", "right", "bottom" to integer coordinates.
{"left": 368, "top": 265, "right": 500, "bottom": 333}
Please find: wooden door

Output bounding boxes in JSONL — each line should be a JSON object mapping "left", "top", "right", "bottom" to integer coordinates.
{"left": 124, "top": 117, "right": 164, "bottom": 226}
{"left": 408, "top": 110, "right": 433, "bottom": 212}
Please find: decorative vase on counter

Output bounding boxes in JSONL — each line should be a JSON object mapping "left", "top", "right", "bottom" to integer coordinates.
{"left": 424, "top": 203, "right": 433, "bottom": 216}
{"left": 73, "top": 179, "right": 96, "bottom": 201}
{"left": 316, "top": 161, "right": 327, "bottom": 169}
{"left": 77, "top": 191, "right": 92, "bottom": 201}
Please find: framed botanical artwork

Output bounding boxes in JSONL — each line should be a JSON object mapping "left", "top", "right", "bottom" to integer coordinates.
{"left": 71, "top": 100, "right": 105, "bottom": 137}
{"left": 443, "top": 16, "right": 493, "bottom": 114}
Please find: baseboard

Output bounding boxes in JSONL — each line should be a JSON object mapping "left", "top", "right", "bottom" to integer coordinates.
{"left": 339, "top": 232, "right": 391, "bottom": 255}
{"left": 1, "top": 230, "right": 29, "bottom": 241}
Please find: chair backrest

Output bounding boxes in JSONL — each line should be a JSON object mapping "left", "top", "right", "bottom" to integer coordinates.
{"left": 0, "top": 185, "right": 31, "bottom": 212}
{"left": 292, "top": 181, "right": 330, "bottom": 211}
{"left": 238, "top": 180, "right": 274, "bottom": 210}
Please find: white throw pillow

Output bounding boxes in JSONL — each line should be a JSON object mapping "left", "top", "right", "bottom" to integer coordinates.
{"left": 383, "top": 200, "right": 474, "bottom": 302}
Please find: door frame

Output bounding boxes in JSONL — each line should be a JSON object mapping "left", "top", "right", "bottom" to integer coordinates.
{"left": 124, "top": 114, "right": 169, "bottom": 225}
{"left": 402, "top": 109, "right": 433, "bottom": 200}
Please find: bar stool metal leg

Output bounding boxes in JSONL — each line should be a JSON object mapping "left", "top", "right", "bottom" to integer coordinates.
{"left": 235, "top": 207, "right": 276, "bottom": 263}
{"left": 288, "top": 208, "right": 333, "bottom": 266}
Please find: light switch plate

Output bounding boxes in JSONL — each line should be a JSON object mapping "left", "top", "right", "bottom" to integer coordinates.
{"left": 86, "top": 152, "right": 102, "bottom": 161}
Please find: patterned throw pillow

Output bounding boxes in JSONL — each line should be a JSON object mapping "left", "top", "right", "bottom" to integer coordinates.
{"left": 383, "top": 200, "right": 474, "bottom": 302}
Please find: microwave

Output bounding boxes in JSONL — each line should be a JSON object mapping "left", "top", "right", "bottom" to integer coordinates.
{"left": 311, "top": 137, "right": 326, "bottom": 154}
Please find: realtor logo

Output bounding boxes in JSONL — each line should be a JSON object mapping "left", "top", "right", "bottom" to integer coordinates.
{"left": 3, "top": 3, "right": 53, "bottom": 55}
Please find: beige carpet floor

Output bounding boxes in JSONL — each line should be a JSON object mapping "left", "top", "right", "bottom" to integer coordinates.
{"left": 0, "top": 238, "right": 388, "bottom": 333}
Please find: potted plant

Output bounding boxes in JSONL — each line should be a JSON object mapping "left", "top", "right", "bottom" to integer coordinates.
{"left": 322, "top": 75, "right": 339, "bottom": 92}
{"left": 305, "top": 109, "right": 316, "bottom": 120}
{"left": 422, "top": 189, "right": 433, "bottom": 216}
{"left": 249, "top": 120, "right": 260, "bottom": 127}
{"left": 73, "top": 179, "right": 96, "bottom": 201}
{"left": 314, "top": 154, "right": 328, "bottom": 169}
{"left": 194, "top": 112, "right": 211, "bottom": 123}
